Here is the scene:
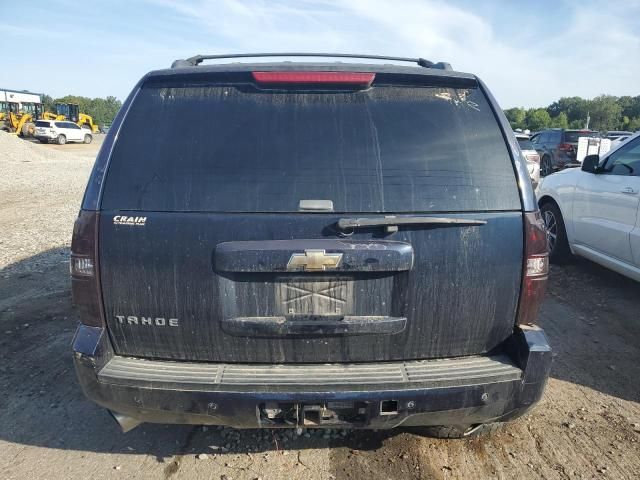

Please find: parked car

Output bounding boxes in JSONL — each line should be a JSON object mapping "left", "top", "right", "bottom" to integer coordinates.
{"left": 606, "top": 130, "right": 633, "bottom": 149}
{"left": 538, "top": 131, "right": 640, "bottom": 281}
{"left": 515, "top": 132, "right": 541, "bottom": 188}
{"left": 610, "top": 135, "right": 631, "bottom": 149}
{"left": 606, "top": 130, "right": 633, "bottom": 140}
{"left": 531, "top": 129, "right": 600, "bottom": 176}
{"left": 71, "top": 53, "right": 551, "bottom": 438}
{"left": 34, "top": 119, "right": 92, "bottom": 145}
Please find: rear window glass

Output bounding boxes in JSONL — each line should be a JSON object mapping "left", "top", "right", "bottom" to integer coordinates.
{"left": 517, "top": 138, "right": 535, "bottom": 150}
{"left": 564, "top": 131, "right": 600, "bottom": 142}
{"left": 35, "top": 120, "right": 50, "bottom": 127}
{"left": 102, "top": 83, "right": 520, "bottom": 213}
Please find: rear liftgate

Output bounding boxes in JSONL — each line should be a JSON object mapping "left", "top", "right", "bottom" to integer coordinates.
{"left": 98, "top": 67, "right": 524, "bottom": 363}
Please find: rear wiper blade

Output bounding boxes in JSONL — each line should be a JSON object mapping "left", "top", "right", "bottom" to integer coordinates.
{"left": 337, "top": 216, "right": 487, "bottom": 233}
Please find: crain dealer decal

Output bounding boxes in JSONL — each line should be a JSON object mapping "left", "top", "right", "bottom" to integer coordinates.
{"left": 113, "top": 215, "right": 146, "bottom": 226}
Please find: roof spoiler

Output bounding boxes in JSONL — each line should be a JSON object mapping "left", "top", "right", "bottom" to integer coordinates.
{"left": 170, "top": 53, "right": 452, "bottom": 71}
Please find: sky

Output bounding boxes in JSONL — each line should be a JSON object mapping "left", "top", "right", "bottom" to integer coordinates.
{"left": 1, "top": 0, "right": 638, "bottom": 108}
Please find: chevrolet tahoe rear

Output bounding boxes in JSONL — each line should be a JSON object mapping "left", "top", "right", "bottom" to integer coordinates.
{"left": 71, "top": 53, "right": 551, "bottom": 437}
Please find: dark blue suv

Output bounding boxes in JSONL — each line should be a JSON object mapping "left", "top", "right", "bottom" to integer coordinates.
{"left": 531, "top": 128, "right": 601, "bottom": 176}
{"left": 70, "top": 53, "right": 551, "bottom": 438}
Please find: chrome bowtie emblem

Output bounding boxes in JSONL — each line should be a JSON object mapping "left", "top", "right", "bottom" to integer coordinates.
{"left": 287, "top": 249, "right": 343, "bottom": 271}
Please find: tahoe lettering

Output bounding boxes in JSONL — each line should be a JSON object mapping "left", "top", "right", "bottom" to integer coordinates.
{"left": 115, "top": 315, "right": 179, "bottom": 327}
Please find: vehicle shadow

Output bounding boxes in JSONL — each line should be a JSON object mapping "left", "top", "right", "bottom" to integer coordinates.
{"left": 0, "top": 248, "right": 638, "bottom": 461}
{"left": 540, "top": 257, "right": 640, "bottom": 403}
{"left": 0, "top": 248, "right": 398, "bottom": 462}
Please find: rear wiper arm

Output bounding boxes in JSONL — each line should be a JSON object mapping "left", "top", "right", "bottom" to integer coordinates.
{"left": 337, "top": 216, "right": 487, "bottom": 233}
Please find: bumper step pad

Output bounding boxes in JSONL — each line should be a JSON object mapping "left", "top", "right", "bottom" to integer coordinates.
{"left": 99, "top": 354, "right": 522, "bottom": 392}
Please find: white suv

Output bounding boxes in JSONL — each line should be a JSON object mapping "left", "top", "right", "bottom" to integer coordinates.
{"left": 515, "top": 132, "right": 541, "bottom": 188}
{"left": 35, "top": 120, "right": 93, "bottom": 145}
{"left": 537, "top": 132, "right": 640, "bottom": 281}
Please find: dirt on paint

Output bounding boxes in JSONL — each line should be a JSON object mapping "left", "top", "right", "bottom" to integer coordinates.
{"left": 1, "top": 134, "right": 638, "bottom": 479}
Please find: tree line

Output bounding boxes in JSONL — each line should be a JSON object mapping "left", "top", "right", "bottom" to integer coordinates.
{"left": 504, "top": 95, "right": 640, "bottom": 133}
{"left": 41, "top": 94, "right": 122, "bottom": 127}
{"left": 36, "top": 92, "right": 639, "bottom": 133}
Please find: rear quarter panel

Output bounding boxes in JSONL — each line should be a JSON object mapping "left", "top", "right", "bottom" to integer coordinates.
{"left": 538, "top": 170, "right": 580, "bottom": 245}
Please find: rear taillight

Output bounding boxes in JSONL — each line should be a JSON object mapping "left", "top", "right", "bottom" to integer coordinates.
{"left": 558, "top": 143, "right": 573, "bottom": 152}
{"left": 71, "top": 210, "right": 104, "bottom": 327}
{"left": 525, "top": 153, "right": 540, "bottom": 164}
{"left": 252, "top": 71, "right": 375, "bottom": 86}
{"left": 516, "top": 211, "right": 549, "bottom": 326}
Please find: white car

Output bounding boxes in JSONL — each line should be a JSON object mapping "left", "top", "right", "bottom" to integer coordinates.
{"left": 606, "top": 131, "right": 634, "bottom": 150}
{"left": 611, "top": 135, "right": 632, "bottom": 149}
{"left": 34, "top": 120, "right": 92, "bottom": 145}
{"left": 537, "top": 131, "right": 640, "bottom": 281}
{"left": 515, "top": 132, "right": 541, "bottom": 188}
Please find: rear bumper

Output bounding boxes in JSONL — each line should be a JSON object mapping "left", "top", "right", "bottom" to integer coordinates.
{"left": 552, "top": 153, "right": 577, "bottom": 169}
{"left": 35, "top": 131, "right": 57, "bottom": 139}
{"left": 73, "top": 325, "right": 552, "bottom": 429}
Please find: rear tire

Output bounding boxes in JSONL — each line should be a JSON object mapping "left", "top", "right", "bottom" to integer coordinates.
{"left": 418, "top": 423, "right": 503, "bottom": 439}
{"left": 541, "top": 201, "right": 572, "bottom": 263}
{"left": 22, "top": 122, "right": 35, "bottom": 137}
{"left": 38, "top": 138, "right": 48, "bottom": 144}
{"left": 83, "top": 134, "right": 92, "bottom": 144}
{"left": 57, "top": 134, "right": 66, "bottom": 145}
{"left": 541, "top": 156, "right": 553, "bottom": 177}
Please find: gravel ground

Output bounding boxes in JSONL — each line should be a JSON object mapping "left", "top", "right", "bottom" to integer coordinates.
{"left": 0, "top": 133, "right": 100, "bottom": 273}
{"left": 0, "top": 133, "right": 639, "bottom": 479}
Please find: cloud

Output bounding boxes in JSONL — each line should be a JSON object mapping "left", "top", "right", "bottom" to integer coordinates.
{"left": 529, "top": 6, "right": 640, "bottom": 102}
{"left": 3, "top": 0, "right": 637, "bottom": 104}
{"left": 147, "top": 0, "right": 640, "bottom": 107}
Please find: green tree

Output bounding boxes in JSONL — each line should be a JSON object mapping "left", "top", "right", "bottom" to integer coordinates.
{"left": 547, "top": 97, "right": 589, "bottom": 126}
{"left": 504, "top": 107, "right": 526, "bottom": 130}
{"left": 41, "top": 94, "right": 55, "bottom": 113}
{"left": 628, "top": 117, "right": 640, "bottom": 131}
{"left": 506, "top": 95, "right": 640, "bottom": 132}
{"left": 618, "top": 95, "right": 640, "bottom": 120}
{"left": 621, "top": 116, "right": 630, "bottom": 130}
{"left": 525, "top": 108, "right": 551, "bottom": 131}
{"left": 550, "top": 112, "right": 568, "bottom": 129}
{"left": 588, "top": 95, "right": 622, "bottom": 131}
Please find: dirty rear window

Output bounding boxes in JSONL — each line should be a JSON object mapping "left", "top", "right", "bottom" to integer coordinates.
{"left": 102, "top": 83, "right": 520, "bottom": 212}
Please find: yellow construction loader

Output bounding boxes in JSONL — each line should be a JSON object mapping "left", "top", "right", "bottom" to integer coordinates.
{"left": 42, "top": 111, "right": 64, "bottom": 121}
{"left": 1, "top": 103, "right": 41, "bottom": 136}
{"left": 0, "top": 100, "right": 19, "bottom": 122}
{"left": 54, "top": 103, "right": 99, "bottom": 133}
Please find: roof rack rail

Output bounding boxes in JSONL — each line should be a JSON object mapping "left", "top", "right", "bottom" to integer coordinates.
{"left": 170, "top": 53, "right": 452, "bottom": 71}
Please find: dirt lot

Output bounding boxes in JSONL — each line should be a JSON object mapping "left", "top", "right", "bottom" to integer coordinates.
{"left": 1, "top": 132, "right": 639, "bottom": 480}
